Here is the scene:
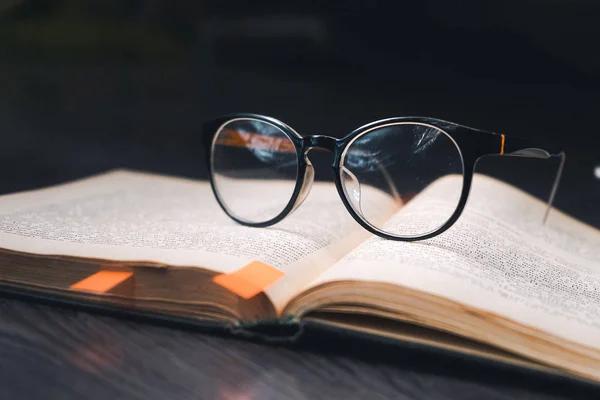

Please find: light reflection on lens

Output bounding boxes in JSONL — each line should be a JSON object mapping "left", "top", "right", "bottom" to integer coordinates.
{"left": 341, "top": 122, "right": 464, "bottom": 237}
{"left": 211, "top": 119, "right": 298, "bottom": 224}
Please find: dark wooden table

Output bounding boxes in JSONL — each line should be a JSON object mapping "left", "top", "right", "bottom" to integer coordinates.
{"left": 1, "top": 297, "right": 598, "bottom": 400}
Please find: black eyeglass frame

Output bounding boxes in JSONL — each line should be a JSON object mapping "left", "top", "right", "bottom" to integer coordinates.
{"left": 203, "top": 113, "right": 564, "bottom": 242}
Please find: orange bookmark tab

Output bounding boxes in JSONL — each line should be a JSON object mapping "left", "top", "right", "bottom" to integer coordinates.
{"left": 70, "top": 271, "right": 134, "bottom": 294}
{"left": 212, "top": 261, "right": 284, "bottom": 299}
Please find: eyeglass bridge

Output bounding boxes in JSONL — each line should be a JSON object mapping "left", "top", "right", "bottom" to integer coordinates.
{"left": 302, "top": 135, "right": 338, "bottom": 152}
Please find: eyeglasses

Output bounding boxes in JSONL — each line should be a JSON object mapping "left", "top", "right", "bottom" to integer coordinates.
{"left": 203, "top": 113, "right": 565, "bottom": 241}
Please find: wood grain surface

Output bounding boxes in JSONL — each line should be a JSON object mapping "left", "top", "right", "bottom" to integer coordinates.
{"left": 0, "top": 298, "right": 599, "bottom": 400}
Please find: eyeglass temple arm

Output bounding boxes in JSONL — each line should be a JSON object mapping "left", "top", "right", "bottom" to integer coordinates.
{"left": 499, "top": 134, "right": 566, "bottom": 224}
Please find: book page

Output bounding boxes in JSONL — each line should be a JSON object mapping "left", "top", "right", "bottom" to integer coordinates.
{"left": 0, "top": 170, "right": 397, "bottom": 305}
{"left": 307, "top": 174, "right": 600, "bottom": 349}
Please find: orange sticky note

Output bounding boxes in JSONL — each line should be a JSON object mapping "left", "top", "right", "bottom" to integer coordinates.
{"left": 212, "top": 261, "right": 284, "bottom": 299}
{"left": 70, "top": 271, "right": 133, "bottom": 294}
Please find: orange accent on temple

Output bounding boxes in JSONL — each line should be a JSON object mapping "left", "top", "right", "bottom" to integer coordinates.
{"left": 212, "top": 261, "right": 285, "bottom": 299}
{"left": 70, "top": 271, "right": 133, "bottom": 294}
{"left": 500, "top": 134, "right": 505, "bottom": 155}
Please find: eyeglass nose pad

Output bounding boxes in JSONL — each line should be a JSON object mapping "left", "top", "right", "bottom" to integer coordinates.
{"left": 290, "top": 158, "right": 315, "bottom": 213}
{"left": 341, "top": 166, "right": 364, "bottom": 217}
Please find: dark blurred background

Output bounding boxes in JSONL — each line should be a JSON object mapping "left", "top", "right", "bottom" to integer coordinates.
{"left": 0, "top": 0, "right": 598, "bottom": 225}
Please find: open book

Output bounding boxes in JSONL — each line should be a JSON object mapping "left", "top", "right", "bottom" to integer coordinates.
{"left": 0, "top": 170, "right": 599, "bottom": 381}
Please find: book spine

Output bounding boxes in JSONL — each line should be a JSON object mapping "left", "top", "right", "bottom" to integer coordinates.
{"left": 229, "top": 315, "right": 303, "bottom": 342}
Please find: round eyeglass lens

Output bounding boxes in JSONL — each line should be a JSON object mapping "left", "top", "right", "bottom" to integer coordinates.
{"left": 340, "top": 122, "right": 464, "bottom": 238}
{"left": 211, "top": 118, "right": 299, "bottom": 224}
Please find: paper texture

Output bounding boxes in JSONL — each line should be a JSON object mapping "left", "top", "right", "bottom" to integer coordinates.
{"left": 0, "top": 171, "right": 397, "bottom": 304}
{"left": 310, "top": 174, "right": 600, "bottom": 349}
